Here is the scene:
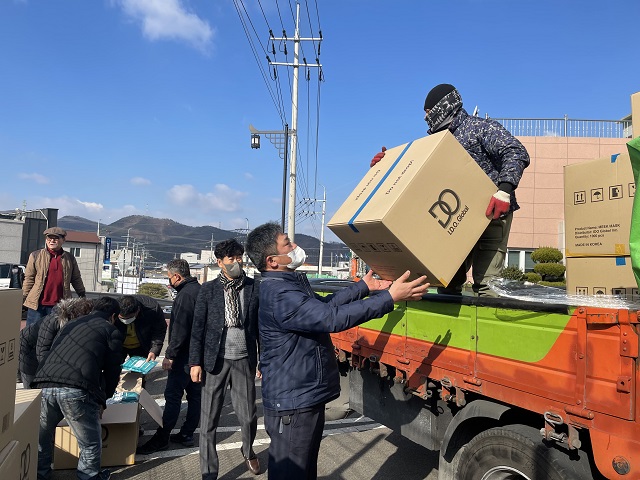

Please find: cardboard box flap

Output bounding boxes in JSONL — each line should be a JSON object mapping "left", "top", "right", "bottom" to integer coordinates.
{"left": 14, "top": 388, "right": 41, "bottom": 419}
{"left": 117, "top": 371, "right": 143, "bottom": 394}
{"left": 139, "top": 388, "right": 163, "bottom": 427}
{"left": 58, "top": 402, "right": 138, "bottom": 427}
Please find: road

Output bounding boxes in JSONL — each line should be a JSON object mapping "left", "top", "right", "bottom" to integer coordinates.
{"left": 48, "top": 358, "right": 440, "bottom": 480}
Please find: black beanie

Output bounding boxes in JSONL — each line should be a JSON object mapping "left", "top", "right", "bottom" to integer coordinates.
{"left": 424, "top": 84, "right": 457, "bottom": 110}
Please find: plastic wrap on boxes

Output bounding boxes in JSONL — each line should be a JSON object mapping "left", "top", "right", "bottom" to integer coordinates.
{"left": 106, "top": 391, "right": 140, "bottom": 405}
{"left": 121, "top": 356, "right": 157, "bottom": 374}
{"left": 488, "top": 278, "right": 640, "bottom": 309}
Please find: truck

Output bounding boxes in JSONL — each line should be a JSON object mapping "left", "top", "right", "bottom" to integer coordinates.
{"left": 322, "top": 281, "right": 639, "bottom": 479}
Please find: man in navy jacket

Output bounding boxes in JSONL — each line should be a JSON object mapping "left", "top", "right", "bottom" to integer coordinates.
{"left": 246, "top": 222, "right": 429, "bottom": 479}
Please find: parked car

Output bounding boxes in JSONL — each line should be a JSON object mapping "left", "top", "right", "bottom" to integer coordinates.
{"left": 0, "top": 263, "right": 25, "bottom": 289}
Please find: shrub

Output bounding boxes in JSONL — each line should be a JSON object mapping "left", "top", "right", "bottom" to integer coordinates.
{"left": 138, "top": 283, "right": 169, "bottom": 299}
{"left": 533, "top": 263, "right": 566, "bottom": 278}
{"left": 501, "top": 265, "right": 524, "bottom": 281}
{"left": 524, "top": 272, "right": 542, "bottom": 283}
{"left": 531, "top": 247, "right": 563, "bottom": 264}
{"left": 539, "top": 281, "right": 567, "bottom": 288}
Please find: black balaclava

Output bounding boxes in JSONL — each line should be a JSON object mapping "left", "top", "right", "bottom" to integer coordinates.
{"left": 424, "top": 84, "right": 463, "bottom": 134}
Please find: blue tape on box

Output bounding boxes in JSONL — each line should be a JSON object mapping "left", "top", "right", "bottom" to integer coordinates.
{"left": 121, "top": 356, "right": 157, "bottom": 374}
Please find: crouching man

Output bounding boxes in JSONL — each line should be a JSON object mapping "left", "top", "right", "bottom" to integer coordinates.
{"left": 34, "top": 296, "right": 123, "bottom": 480}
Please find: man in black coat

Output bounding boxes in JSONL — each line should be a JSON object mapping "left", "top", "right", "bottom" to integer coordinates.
{"left": 34, "top": 296, "right": 123, "bottom": 480}
{"left": 117, "top": 294, "right": 167, "bottom": 362}
{"left": 189, "top": 239, "right": 261, "bottom": 479}
{"left": 19, "top": 297, "right": 94, "bottom": 388}
{"left": 137, "top": 259, "right": 202, "bottom": 454}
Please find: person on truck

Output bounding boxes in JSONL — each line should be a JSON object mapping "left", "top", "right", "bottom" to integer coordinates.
{"left": 22, "top": 226, "right": 86, "bottom": 325}
{"left": 245, "top": 222, "right": 429, "bottom": 479}
{"left": 370, "top": 84, "right": 530, "bottom": 296}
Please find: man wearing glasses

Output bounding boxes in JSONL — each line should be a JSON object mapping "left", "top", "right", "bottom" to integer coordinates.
{"left": 22, "top": 227, "right": 86, "bottom": 326}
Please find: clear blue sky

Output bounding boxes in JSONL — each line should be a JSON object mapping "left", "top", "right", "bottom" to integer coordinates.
{"left": 0, "top": 0, "right": 638, "bottom": 242}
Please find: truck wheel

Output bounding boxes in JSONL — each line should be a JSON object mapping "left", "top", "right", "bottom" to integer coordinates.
{"left": 454, "top": 424, "right": 593, "bottom": 480}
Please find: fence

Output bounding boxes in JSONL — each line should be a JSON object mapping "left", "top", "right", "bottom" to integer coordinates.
{"left": 491, "top": 116, "right": 632, "bottom": 138}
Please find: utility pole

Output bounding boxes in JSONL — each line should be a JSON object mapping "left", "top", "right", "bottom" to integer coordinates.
{"left": 268, "top": 2, "right": 322, "bottom": 242}
{"left": 301, "top": 185, "right": 326, "bottom": 276}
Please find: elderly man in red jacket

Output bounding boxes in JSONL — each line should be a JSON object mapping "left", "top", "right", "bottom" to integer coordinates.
{"left": 22, "top": 226, "right": 86, "bottom": 326}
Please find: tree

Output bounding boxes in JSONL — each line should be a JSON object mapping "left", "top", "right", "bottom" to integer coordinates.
{"left": 531, "top": 246, "right": 566, "bottom": 287}
{"left": 138, "top": 282, "right": 169, "bottom": 299}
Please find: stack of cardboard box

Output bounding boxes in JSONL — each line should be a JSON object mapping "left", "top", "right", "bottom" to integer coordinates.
{"left": 0, "top": 289, "right": 42, "bottom": 480}
{"left": 564, "top": 93, "right": 640, "bottom": 298}
{"left": 328, "top": 131, "right": 497, "bottom": 286}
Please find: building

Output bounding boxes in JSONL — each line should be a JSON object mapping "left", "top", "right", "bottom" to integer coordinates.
{"left": 64, "top": 230, "right": 104, "bottom": 292}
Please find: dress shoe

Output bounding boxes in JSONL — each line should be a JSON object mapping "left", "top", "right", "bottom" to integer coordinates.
{"left": 241, "top": 449, "right": 260, "bottom": 475}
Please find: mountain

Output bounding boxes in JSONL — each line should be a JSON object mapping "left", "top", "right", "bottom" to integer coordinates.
{"left": 58, "top": 215, "right": 350, "bottom": 267}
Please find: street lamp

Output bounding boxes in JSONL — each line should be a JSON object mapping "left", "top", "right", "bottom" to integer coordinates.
{"left": 249, "top": 124, "right": 291, "bottom": 234}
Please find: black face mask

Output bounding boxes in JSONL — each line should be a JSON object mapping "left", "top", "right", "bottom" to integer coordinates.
{"left": 425, "top": 89, "right": 463, "bottom": 134}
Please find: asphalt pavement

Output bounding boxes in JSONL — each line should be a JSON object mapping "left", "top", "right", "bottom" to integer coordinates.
{"left": 43, "top": 327, "right": 440, "bottom": 479}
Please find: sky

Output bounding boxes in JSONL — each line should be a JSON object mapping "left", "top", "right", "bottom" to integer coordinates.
{"left": 0, "top": 0, "right": 638, "bottom": 243}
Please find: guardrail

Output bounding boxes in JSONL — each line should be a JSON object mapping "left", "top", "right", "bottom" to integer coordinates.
{"left": 490, "top": 116, "right": 631, "bottom": 138}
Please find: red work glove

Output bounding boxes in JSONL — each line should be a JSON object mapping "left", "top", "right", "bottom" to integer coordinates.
{"left": 485, "top": 190, "right": 511, "bottom": 219}
{"left": 370, "top": 146, "right": 387, "bottom": 168}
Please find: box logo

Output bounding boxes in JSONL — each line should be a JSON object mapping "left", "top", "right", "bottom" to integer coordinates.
{"left": 429, "top": 189, "right": 460, "bottom": 228}
{"left": 429, "top": 189, "right": 469, "bottom": 235}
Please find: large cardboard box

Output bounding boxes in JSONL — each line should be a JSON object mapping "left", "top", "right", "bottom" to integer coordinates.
{"left": 632, "top": 92, "right": 640, "bottom": 138}
{"left": 328, "top": 131, "right": 496, "bottom": 286}
{"left": 0, "top": 289, "right": 21, "bottom": 452}
{"left": 0, "top": 441, "right": 21, "bottom": 480}
{"left": 566, "top": 256, "right": 639, "bottom": 298}
{"left": 564, "top": 153, "right": 634, "bottom": 257}
{"left": 54, "top": 379, "right": 163, "bottom": 469}
{"left": 12, "top": 389, "right": 42, "bottom": 480}
{"left": 55, "top": 402, "right": 139, "bottom": 468}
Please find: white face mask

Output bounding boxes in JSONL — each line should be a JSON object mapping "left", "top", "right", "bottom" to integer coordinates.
{"left": 119, "top": 315, "right": 136, "bottom": 325}
{"left": 285, "top": 246, "right": 307, "bottom": 270}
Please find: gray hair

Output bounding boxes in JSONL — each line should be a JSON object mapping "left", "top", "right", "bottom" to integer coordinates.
{"left": 54, "top": 297, "right": 95, "bottom": 328}
{"left": 246, "top": 222, "right": 281, "bottom": 271}
{"left": 167, "top": 259, "right": 191, "bottom": 277}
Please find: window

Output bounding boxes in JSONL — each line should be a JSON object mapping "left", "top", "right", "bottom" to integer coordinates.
{"left": 69, "top": 247, "right": 81, "bottom": 258}
{"left": 506, "top": 249, "right": 534, "bottom": 272}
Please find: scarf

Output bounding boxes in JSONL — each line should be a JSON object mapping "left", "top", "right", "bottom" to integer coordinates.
{"left": 218, "top": 272, "right": 245, "bottom": 327}
{"left": 426, "top": 89, "right": 463, "bottom": 134}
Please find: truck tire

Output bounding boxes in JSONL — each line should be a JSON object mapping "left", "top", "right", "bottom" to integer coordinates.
{"left": 454, "top": 424, "right": 593, "bottom": 480}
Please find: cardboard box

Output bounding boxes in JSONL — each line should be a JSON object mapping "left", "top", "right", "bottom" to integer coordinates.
{"left": 0, "top": 289, "right": 21, "bottom": 452}
{"left": 54, "top": 383, "right": 163, "bottom": 469}
{"left": 11, "top": 389, "right": 41, "bottom": 480}
{"left": 566, "top": 256, "right": 639, "bottom": 298}
{"left": 632, "top": 92, "right": 640, "bottom": 139}
{"left": 55, "top": 402, "right": 139, "bottom": 468}
{"left": 564, "top": 153, "right": 634, "bottom": 257}
{"left": 327, "top": 131, "right": 496, "bottom": 286}
{"left": 0, "top": 441, "right": 21, "bottom": 480}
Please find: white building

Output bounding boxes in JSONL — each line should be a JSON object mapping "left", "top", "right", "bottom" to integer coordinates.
{"left": 64, "top": 231, "right": 104, "bottom": 292}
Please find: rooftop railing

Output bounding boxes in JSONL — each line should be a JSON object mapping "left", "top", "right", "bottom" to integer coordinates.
{"left": 490, "top": 115, "right": 632, "bottom": 138}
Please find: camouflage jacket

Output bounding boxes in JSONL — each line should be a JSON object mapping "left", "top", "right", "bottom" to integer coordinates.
{"left": 449, "top": 108, "right": 530, "bottom": 211}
